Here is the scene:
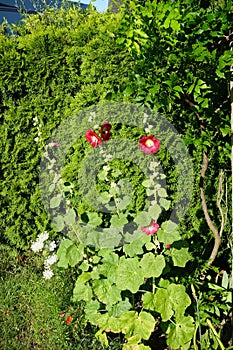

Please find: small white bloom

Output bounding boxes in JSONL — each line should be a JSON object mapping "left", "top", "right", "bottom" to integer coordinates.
{"left": 103, "top": 165, "right": 110, "bottom": 172}
{"left": 43, "top": 268, "right": 54, "bottom": 279}
{"left": 48, "top": 241, "right": 56, "bottom": 252}
{"left": 38, "top": 232, "right": 49, "bottom": 243}
{"left": 149, "top": 161, "right": 159, "bottom": 170}
{"left": 44, "top": 254, "right": 57, "bottom": 267}
{"left": 143, "top": 113, "right": 148, "bottom": 124}
{"left": 111, "top": 182, "right": 117, "bottom": 188}
{"left": 38, "top": 131, "right": 42, "bottom": 136}
{"left": 145, "top": 124, "right": 153, "bottom": 133}
{"left": 31, "top": 240, "right": 44, "bottom": 252}
{"left": 104, "top": 154, "right": 113, "bottom": 161}
{"left": 88, "top": 111, "right": 96, "bottom": 122}
{"left": 34, "top": 137, "right": 39, "bottom": 142}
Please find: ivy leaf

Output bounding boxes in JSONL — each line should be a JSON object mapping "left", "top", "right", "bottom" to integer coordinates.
{"left": 116, "top": 257, "right": 144, "bottom": 293}
{"left": 166, "top": 316, "right": 195, "bottom": 349}
{"left": 140, "top": 253, "right": 165, "bottom": 278}
{"left": 171, "top": 247, "right": 192, "bottom": 267}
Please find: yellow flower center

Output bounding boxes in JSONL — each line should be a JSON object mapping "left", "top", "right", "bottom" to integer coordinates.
{"left": 145, "top": 139, "right": 154, "bottom": 147}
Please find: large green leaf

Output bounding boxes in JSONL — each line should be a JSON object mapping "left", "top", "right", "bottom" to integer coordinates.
{"left": 157, "top": 220, "right": 181, "bottom": 244}
{"left": 107, "top": 299, "right": 132, "bottom": 317}
{"left": 93, "top": 279, "right": 122, "bottom": 305}
{"left": 67, "top": 243, "right": 84, "bottom": 267}
{"left": 56, "top": 239, "right": 73, "bottom": 268}
{"left": 73, "top": 281, "right": 92, "bottom": 302}
{"left": 153, "top": 283, "right": 192, "bottom": 322}
{"left": 166, "top": 316, "right": 195, "bottom": 349}
{"left": 116, "top": 257, "right": 144, "bottom": 293}
{"left": 171, "top": 247, "right": 192, "bottom": 267}
{"left": 123, "top": 236, "right": 148, "bottom": 257}
{"left": 120, "top": 311, "right": 155, "bottom": 340}
{"left": 140, "top": 253, "right": 165, "bottom": 278}
{"left": 154, "top": 288, "right": 173, "bottom": 321}
{"left": 110, "top": 213, "right": 128, "bottom": 228}
{"left": 142, "top": 292, "right": 157, "bottom": 311}
{"left": 167, "top": 284, "right": 191, "bottom": 318}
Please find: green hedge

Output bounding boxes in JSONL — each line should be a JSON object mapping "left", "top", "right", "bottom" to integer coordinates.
{"left": 0, "top": 7, "right": 131, "bottom": 249}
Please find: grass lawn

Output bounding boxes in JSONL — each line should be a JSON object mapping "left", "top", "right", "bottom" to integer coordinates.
{"left": 0, "top": 245, "right": 122, "bottom": 350}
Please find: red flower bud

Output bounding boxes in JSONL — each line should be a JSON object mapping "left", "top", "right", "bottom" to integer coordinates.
{"left": 66, "top": 316, "right": 72, "bottom": 324}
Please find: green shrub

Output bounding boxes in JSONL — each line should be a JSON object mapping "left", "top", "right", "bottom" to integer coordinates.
{"left": 0, "top": 7, "right": 131, "bottom": 249}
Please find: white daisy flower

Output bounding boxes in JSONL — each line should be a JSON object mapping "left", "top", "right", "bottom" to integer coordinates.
{"left": 31, "top": 240, "right": 44, "bottom": 252}
{"left": 43, "top": 268, "right": 54, "bottom": 279}
{"left": 44, "top": 254, "right": 57, "bottom": 267}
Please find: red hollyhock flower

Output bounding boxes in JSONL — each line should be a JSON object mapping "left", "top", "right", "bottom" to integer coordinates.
{"left": 100, "top": 121, "right": 112, "bottom": 141}
{"left": 166, "top": 244, "right": 172, "bottom": 249}
{"left": 85, "top": 130, "right": 101, "bottom": 147}
{"left": 139, "top": 135, "right": 160, "bottom": 154}
{"left": 66, "top": 316, "right": 72, "bottom": 324}
{"left": 141, "top": 221, "right": 159, "bottom": 235}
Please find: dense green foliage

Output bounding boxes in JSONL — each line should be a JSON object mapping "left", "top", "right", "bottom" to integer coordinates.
{"left": 0, "top": 7, "right": 131, "bottom": 248}
{"left": 0, "top": 0, "right": 232, "bottom": 348}
{"left": 116, "top": 0, "right": 232, "bottom": 266}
